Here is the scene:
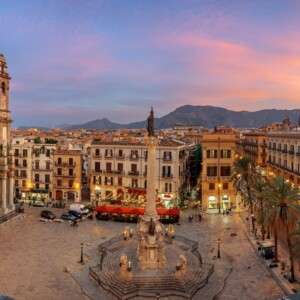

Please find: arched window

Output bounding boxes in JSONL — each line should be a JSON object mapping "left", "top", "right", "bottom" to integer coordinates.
{"left": 1, "top": 82, "right": 5, "bottom": 95}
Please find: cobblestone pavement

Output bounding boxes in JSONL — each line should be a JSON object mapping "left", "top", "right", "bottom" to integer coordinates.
{"left": 0, "top": 208, "right": 284, "bottom": 300}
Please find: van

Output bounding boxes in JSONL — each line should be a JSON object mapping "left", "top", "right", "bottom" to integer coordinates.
{"left": 69, "top": 203, "right": 89, "bottom": 215}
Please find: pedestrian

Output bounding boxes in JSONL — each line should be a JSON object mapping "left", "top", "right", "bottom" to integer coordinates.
{"left": 198, "top": 213, "right": 202, "bottom": 222}
{"left": 188, "top": 215, "right": 193, "bottom": 222}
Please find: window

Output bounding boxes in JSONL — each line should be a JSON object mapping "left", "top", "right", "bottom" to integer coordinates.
{"left": 162, "top": 165, "right": 171, "bottom": 177}
{"left": 130, "top": 150, "right": 139, "bottom": 159}
{"left": 131, "top": 163, "right": 137, "bottom": 172}
{"left": 144, "top": 151, "right": 148, "bottom": 160}
{"left": 106, "top": 162, "right": 112, "bottom": 172}
{"left": 68, "top": 180, "right": 73, "bottom": 188}
{"left": 118, "top": 177, "right": 122, "bottom": 186}
{"left": 132, "top": 179, "right": 138, "bottom": 188}
{"left": 118, "top": 149, "right": 123, "bottom": 157}
{"left": 57, "top": 157, "right": 62, "bottom": 165}
{"left": 14, "top": 159, "right": 19, "bottom": 166}
{"left": 1, "top": 82, "right": 6, "bottom": 95}
{"left": 57, "top": 168, "right": 62, "bottom": 176}
{"left": 57, "top": 179, "right": 62, "bottom": 187}
{"left": 46, "top": 149, "right": 51, "bottom": 157}
{"left": 69, "top": 168, "right": 73, "bottom": 176}
{"left": 164, "top": 183, "right": 172, "bottom": 192}
{"left": 144, "top": 165, "right": 147, "bottom": 176}
{"left": 220, "top": 150, "right": 231, "bottom": 159}
{"left": 144, "top": 180, "right": 147, "bottom": 189}
{"left": 21, "top": 170, "right": 27, "bottom": 177}
{"left": 23, "top": 149, "right": 28, "bottom": 157}
{"left": 46, "top": 161, "right": 50, "bottom": 170}
{"left": 14, "top": 149, "right": 19, "bottom": 156}
{"left": 207, "top": 150, "right": 217, "bottom": 159}
{"left": 34, "top": 174, "right": 39, "bottom": 182}
{"left": 117, "top": 163, "right": 123, "bottom": 173}
{"left": 22, "top": 180, "right": 26, "bottom": 187}
{"left": 105, "top": 149, "right": 113, "bottom": 157}
{"left": 95, "top": 162, "right": 100, "bottom": 172}
{"left": 220, "top": 166, "right": 231, "bottom": 177}
{"left": 223, "top": 183, "right": 229, "bottom": 190}
{"left": 35, "top": 161, "right": 39, "bottom": 170}
{"left": 69, "top": 158, "right": 73, "bottom": 166}
{"left": 163, "top": 151, "right": 172, "bottom": 160}
{"left": 95, "top": 148, "right": 100, "bottom": 156}
{"left": 23, "top": 160, "right": 27, "bottom": 167}
{"left": 45, "top": 184, "right": 49, "bottom": 191}
{"left": 207, "top": 166, "right": 217, "bottom": 177}
{"left": 15, "top": 180, "right": 19, "bottom": 187}
{"left": 45, "top": 174, "right": 50, "bottom": 183}
{"left": 35, "top": 183, "right": 39, "bottom": 189}
{"left": 209, "top": 183, "right": 215, "bottom": 190}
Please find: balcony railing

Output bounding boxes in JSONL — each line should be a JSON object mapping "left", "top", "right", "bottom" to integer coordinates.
{"left": 162, "top": 157, "right": 172, "bottom": 162}
{"left": 162, "top": 174, "right": 173, "bottom": 179}
{"left": 116, "top": 155, "right": 125, "bottom": 160}
{"left": 55, "top": 162, "right": 76, "bottom": 167}
{"left": 129, "top": 156, "right": 139, "bottom": 161}
{"left": 128, "top": 171, "right": 139, "bottom": 176}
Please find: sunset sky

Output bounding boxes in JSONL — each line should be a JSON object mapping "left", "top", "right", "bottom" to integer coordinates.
{"left": 1, "top": 0, "right": 300, "bottom": 127}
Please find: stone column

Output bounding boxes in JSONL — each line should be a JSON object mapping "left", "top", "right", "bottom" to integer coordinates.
{"left": 143, "top": 136, "right": 159, "bottom": 221}
{"left": 9, "top": 174, "right": 14, "bottom": 210}
{"left": 2, "top": 177, "right": 7, "bottom": 213}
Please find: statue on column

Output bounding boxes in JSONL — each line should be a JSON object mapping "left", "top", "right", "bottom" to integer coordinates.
{"left": 147, "top": 107, "right": 155, "bottom": 137}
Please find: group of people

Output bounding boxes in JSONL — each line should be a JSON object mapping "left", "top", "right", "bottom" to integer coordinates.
{"left": 188, "top": 213, "right": 202, "bottom": 223}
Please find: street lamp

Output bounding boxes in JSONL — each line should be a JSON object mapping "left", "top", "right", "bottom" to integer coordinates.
{"left": 80, "top": 242, "right": 84, "bottom": 264}
{"left": 218, "top": 183, "right": 222, "bottom": 214}
{"left": 217, "top": 238, "right": 221, "bottom": 258}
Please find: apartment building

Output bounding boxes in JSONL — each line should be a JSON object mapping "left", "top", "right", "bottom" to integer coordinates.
{"left": 237, "top": 132, "right": 267, "bottom": 168}
{"left": 53, "top": 150, "right": 82, "bottom": 203}
{"left": 13, "top": 138, "right": 32, "bottom": 200}
{"left": 89, "top": 139, "right": 191, "bottom": 208}
{"left": 266, "top": 131, "right": 300, "bottom": 185}
{"left": 201, "top": 130, "right": 238, "bottom": 213}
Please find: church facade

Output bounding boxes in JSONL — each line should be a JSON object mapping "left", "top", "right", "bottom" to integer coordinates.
{"left": 0, "top": 54, "right": 14, "bottom": 215}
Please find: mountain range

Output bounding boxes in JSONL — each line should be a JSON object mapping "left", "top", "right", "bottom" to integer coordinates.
{"left": 59, "top": 105, "right": 300, "bottom": 130}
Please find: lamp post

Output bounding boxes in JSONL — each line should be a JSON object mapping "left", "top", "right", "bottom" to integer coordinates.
{"left": 218, "top": 183, "right": 222, "bottom": 214}
{"left": 217, "top": 238, "right": 221, "bottom": 259}
{"left": 80, "top": 242, "right": 84, "bottom": 264}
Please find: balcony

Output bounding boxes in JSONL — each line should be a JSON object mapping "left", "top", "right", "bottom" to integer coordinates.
{"left": 129, "top": 156, "right": 139, "bottom": 161}
{"left": 162, "top": 174, "right": 173, "bottom": 179}
{"left": 162, "top": 156, "right": 172, "bottom": 162}
{"left": 55, "top": 162, "right": 76, "bottom": 167}
{"left": 116, "top": 155, "right": 125, "bottom": 160}
{"left": 128, "top": 171, "right": 139, "bottom": 176}
{"left": 54, "top": 173, "right": 76, "bottom": 178}
{"left": 104, "top": 155, "right": 113, "bottom": 160}
{"left": 92, "top": 154, "right": 102, "bottom": 159}
{"left": 289, "top": 150, "right": 295, "bottom": 155}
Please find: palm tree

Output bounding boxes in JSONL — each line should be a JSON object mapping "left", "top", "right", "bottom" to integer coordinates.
{"left": 252, "top": 175, "right": 268, "bottom": 240}
{"left": 232, "top": 157, "right": 257, "bottom": 232}
{"left": 265, "top": 176, "right": 300, "bottom": 282}
{"left": 232, "top": 157, "right": 256, "bottom": 213}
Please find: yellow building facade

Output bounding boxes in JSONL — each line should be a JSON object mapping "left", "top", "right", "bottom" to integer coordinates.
{"left": 201, "top": 131, "right": 238, "bottom": 213}
{"left": 53, "top": 150, "right": 82, "bottom": 203}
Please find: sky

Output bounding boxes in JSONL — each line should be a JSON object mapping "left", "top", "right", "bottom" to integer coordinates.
{"left": 1, "top": 0, "right": 300, "bottom": 127}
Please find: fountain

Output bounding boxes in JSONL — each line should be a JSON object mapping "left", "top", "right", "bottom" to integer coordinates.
{"left": 89, "top": 108, "right": 213, "bottom": 299}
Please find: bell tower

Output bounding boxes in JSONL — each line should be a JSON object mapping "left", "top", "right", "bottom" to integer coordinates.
{"left": 0, "top": 53, "right": 14, "bottom": 214}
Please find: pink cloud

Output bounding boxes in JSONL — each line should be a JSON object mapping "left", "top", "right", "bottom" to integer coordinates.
{"left": 158, "top": 32, "right": 300, "bottom": 109}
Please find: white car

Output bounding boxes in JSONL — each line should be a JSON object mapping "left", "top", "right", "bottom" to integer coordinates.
{"left": 69, "top": 203, "right": 89, "bottom": 215}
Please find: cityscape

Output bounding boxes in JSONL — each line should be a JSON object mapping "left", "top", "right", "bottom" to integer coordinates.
{"left": 1, "top": 1, "right": 300, "bottom": 300}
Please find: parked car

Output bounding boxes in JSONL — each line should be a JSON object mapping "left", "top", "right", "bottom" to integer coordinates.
{"left": 69, "top": 203, "right": 89, "bottom": 215}
{"left": 61, "top": 213, "right": 78, "bottom": 221}
{"left": 32, "top": 201, "right": 45, "bottom": 207}
{"left": 68, "top": 210, "right": 82, "bottom": 219}
{"left": 40, "top": 210, "right": 56, "bottom": 220}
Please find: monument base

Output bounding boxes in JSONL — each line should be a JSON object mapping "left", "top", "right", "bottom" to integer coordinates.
{"left": 137, "top": 218, "right": 166, "bottom": 269}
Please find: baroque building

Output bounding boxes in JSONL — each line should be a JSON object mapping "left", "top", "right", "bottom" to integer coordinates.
{"left": 0, "top": 54, "right": 14, "bottom": 214}
{"left": 89, "top": 139, "right": 191, "bottom": 208}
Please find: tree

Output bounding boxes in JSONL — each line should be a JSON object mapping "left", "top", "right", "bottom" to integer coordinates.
{"left": 252, "top": 175, "right": 268, "bottom": 240}
{"left": 232, "top": 157, "right": 257, "bottom": 232}
{"left": 265, "top": 176, "right": 300, "bottom": 282}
